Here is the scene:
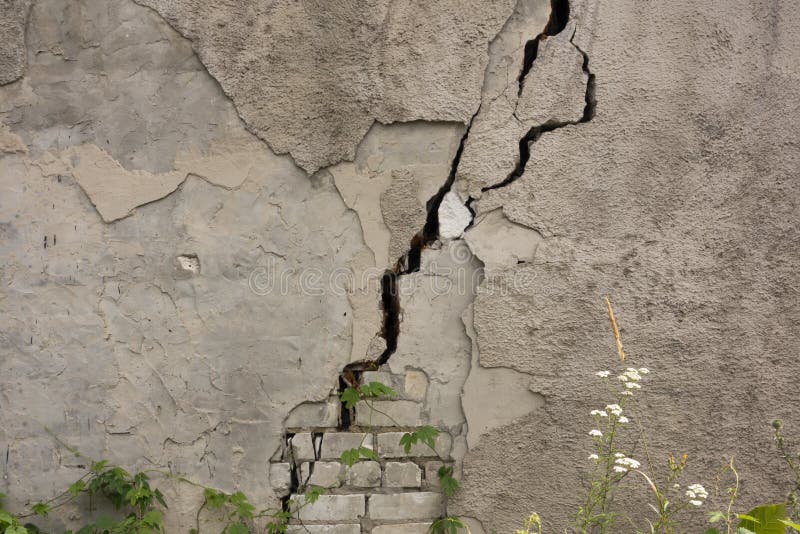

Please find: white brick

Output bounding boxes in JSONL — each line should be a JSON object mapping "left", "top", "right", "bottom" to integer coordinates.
{"left": 424, "top": 461, "right": 443, "bottom": 488}
{"left": 286, "top": 525, "right": 360, "bottom": 534}
{"left": 269, "top": 462, "right": 292, "bottom": 495}
{"left": 404, "top": 370, "right": 428, "bottom": 401}
{"left": 376, "top": 431, "right": 451, "bottom": 458}
{"left": 290, "top": 432, "right": 317, "bottom": 461}
{"left": 292, "top": 494, "right": 365, "bottom": 521}
{"left": 355, "top": 400, "right": 422, "bottom": 427}
{"left": 372, "top": 524, "right": 432, "bottom": 534}
{"left": 285, "top": 398, "right": 341, "bottom": 429}
{"left": 383, "top": 461, "right": 421, "bottom": 488}
{"left": 299, "top": 461, "right": 342, "bottom": 488}
{"left": 319, "top": 432, "right": 373, "bottom": 460}
{"left": 368, "top": 492, "right": 442, "bottom": 520}
{"left": 344, "top": 460, "right": 381, "bottom": 488}
{"left": 361, "top": 371, "right": 396, "bottom": 391}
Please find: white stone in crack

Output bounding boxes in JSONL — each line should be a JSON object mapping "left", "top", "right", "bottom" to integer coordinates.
{"left": 269, "top": 463, "right": 292, "bottom": 495}
{"left": 438, "top": 191, "right": 472, "bottom": 239}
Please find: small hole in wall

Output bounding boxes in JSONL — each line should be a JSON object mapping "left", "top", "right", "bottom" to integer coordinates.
{"left": 175, "top": 254, "right": 200, "bottom": 277}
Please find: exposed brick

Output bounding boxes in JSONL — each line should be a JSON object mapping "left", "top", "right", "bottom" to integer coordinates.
{"left": 319, "top": 432, "right": 373, "bottom": 460}
{"left": 383, "top": 461, "right": 421, "bottom": 488}
{"left": 286, "top": 525, "right": 360, "bottom": 534}
{"left": 285, "top": 398, "right": 341, "bottom": 429}
{"left": 403, "top": 370, "right": 428, "bottom": 401}
{"left": 291, "top": 494, "right": 365, "bottom": 521}
{"left": 344, "top": 460, "right": 381, "bottom": 488}
{"left": 269, "top": 462, "right": 292, "bottom": 495}
{"left": 299, "top": 461, "right": 343, "bottom": 488}
{"left": 376, "top": 431, "right": 451, "bottom": 458}
{"left": 424, "top": 461, "right": 444, "bottom": 488}
{"left": 355, "top": 400, "right": 422, "bottom": 427}
{"left": 368, "top": 492, "right": 443, "bottom": 520}
{"left": 290, "top": 432, "right": 317, "bottom": 461}
{"left": 372, "top": 524, "right": 432, "bottom": 534}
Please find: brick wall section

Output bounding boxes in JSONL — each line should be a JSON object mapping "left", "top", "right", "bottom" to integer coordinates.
{"left": 271, "top": 370, "right": 453, "bottom": 533}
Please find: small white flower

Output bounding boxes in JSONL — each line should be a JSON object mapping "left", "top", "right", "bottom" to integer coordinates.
{"left": 689, "top": 500, "right": 703, "bottom": 507}
{"left": 673, "top": 483, "right": 680, "bottom": 489}
{"left": 590, "top": 409, "right": 608, "bottom": 417}
{"left": 588, "top": 454, "right": 599, "bottom": 461}
{"left": 624, "top": 382, "right": 642, "bottom": 389}
{"left": 614, "top": 453, "right": 625, "bottom": 458}
{"left": 617, "top": 375, "right": 629, "bottom": 382}
{"left": 595, "top": 370, "right": 611, "bottom": 378}
{"left": 687, "top": 484, "right": 708, "bottom": 499}
{"left": 589, "top": 429, "right": 603, "bottom": 437}
{"left": 615, "top": 457, "right": 641, "bottom": 469}
{"left": 605, "top": 404, "right": 623, "bottom": 416}
{"left": 638, "top": 367, "right": 650, "bottom": 375}
{"left": 618, "top": 416, "right": 630, "bottom": 423}
{"left": 620, "top": 391, "right": 633, "bottom": 396}
{"left": 613, "top": 466, "right": 628, "bottom": 473}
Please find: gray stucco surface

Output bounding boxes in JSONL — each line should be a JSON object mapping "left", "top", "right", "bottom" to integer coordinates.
{"left": 1, "top": 0, "right": 800, "bottom": 532}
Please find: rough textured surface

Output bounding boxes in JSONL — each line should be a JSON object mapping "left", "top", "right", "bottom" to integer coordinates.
{"left": 455, "top": 0, "right": 800, "bottom": 531}
{"left": 133, "top": 0, "right": 516, "bottom": 174}
{"left": 0, "top": 0, "right": 31, "bottom": 85}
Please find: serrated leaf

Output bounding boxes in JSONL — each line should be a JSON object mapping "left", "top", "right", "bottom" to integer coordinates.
{"left": 90, "top": 460, "right": 108, "bottom": 473}
{"left": 414, "top": 425, "right": 439, "bottom": 450}
{"left": 437, "top": 466, "right": 460, "bottom": 497}
{"left": 226, "top": 524, "right": 248, "bottom": 534}
{"left": 304, "top": 486, "right": 324, "bottom": 504}
{"left": 359, "top": 381, "right": 398, "bottom": 399}
{"left": 68, "top": 479, "right": 86, "bottom": 497}
{"left": 399, "top": 432, "right": 416, "bottom": 454}
{"left": 339, "top": 388, "right": 361, "bottom": 410}
{"left": 340, "top": 448, "right": 361, "bottom": 467}
{"left": 359, "top": 447, "right": 378, "bottom": 461}
{"left": 31, "top": 502, "right": 49, "bottom": 517}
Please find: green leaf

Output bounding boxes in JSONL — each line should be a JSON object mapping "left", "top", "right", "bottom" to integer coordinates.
{"left": 90, "top": 460, "right": 108, "bottom": 473}
{"left": 340, "top": 448, "right": 361, "bottom": 468}
{"left": 429, "top": 516, "right": 467, "bottom": 534}
{"left": 203, "top": 488, "right": 227, "bottom": 509}
{"left": 226, "top": 524, "right": 248, "bottom": 534}
{"left": 142, "top": 510, "right": 163, "bottom": 526}
{"left": 704, "top": 529, "right": 721, "bottom": 534}
{"left": 437, "top": 466, "right": 460, "bottom": 497}
{"left": 68, "top": 479, "right": 86, "bottom": 497}
{"left": 414, "top": 426, "right": 439, "bottom": 450}
{"left": 229, "top": 492, "right": 254, "bottom": 519}
{"left": 780, "top": 519, "right": 800, "bottom": 532}
{"left": 359, "top": 447, "right": 378, "bottom": 461}
{"left": 0, "top": 511, "right": 15, "bottom": 525}
{"left": 304, "top": 486, "right": 325, "bottom": 504}
{"left": 339, "top": 388, "right": 361, "bottom": 410}
{"left": 6, "top": 526, "right": 29, "bottom": 534}
{"left": 737, "top": 529, "right": 757, "bottom": 534}
{"left": 31, "top": 502, "right": 49, "bottom": 517}
{"left": 359, "top": 381, "right": 398, "bottom": 399}
{"left": 737, "top": 504, "right": 787, "bottom": 534}
{"left": 153, "top": 488, "right": 167, "bottom": 509}
{"left": 399, "top": 432, "right": 416, "bottom": 454}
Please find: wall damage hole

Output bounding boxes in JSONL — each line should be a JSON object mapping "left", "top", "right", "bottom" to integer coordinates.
{"left": 175, "top": 254, "right": 200, "bottom": 277}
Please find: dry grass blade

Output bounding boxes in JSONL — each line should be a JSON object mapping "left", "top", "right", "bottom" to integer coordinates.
{"left": 605, "top": 296, "right": 625, "bottom": 361}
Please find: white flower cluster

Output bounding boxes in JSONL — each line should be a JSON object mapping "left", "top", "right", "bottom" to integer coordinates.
{"left": 595, "top": 370, "right": 611, "bottom": 378}
{"left": 589, "top": 404, "right": 631, "bottom": 424}
{"left": 612, "top": 455, "right": 640, "bottom": 473}
{"left": 589, "top": 429, "right": 603, "bottom": 437}
{"left": 616, "top": 367, "right": 649, "bottom": 394}
{"left": 685, "top": 483, "right": 708, "bottom": 506}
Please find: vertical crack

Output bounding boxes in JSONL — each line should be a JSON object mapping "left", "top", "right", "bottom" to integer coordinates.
{"left": 517, "top": 0, "right": 571, "bottom": 95}
{"left": 485, "top": 24, "right": 596, "bottom": 193}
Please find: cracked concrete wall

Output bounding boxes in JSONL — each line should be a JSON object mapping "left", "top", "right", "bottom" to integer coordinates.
{"left": 2, "top": 0, "right": 800, "bottom": 532}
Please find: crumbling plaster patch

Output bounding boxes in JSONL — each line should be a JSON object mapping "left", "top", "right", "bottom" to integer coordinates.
{"left": 131, "top": 0, "right": 517, "bottom": 174}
